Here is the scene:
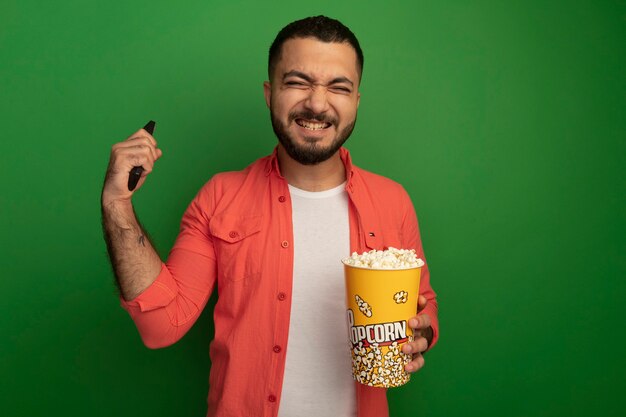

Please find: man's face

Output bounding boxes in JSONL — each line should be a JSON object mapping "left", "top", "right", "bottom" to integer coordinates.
{"left": 264, "top": 37, "right": 361, "bottom": 165}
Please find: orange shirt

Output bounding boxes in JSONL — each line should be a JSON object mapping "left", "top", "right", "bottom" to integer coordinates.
{"left": 120, "top": 147, "right": 439, "bottom": 417}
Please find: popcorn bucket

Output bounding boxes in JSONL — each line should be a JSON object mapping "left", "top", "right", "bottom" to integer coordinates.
{"left": 343, "top": 262, "right": 421, "bottom": 388}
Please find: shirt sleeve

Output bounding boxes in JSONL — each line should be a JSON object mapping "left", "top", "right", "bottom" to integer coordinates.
{"left": 119, "top": 180, "right": 218, "bottom": 349}
{"left": 400, "top": 188, "right": 439, "bottom": 351}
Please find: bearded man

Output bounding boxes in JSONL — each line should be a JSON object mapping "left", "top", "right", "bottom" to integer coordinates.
{"left": 101, "top": 15, "right": 438, "bottom": 417}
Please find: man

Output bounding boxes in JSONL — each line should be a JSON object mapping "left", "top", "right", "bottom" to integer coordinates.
{"left": 102, "top": 16, "right": 438, "bottom": 417}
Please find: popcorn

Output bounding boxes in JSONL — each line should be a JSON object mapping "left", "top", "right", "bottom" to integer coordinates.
{"left": 350, "top": 336, "right": 414, "bottom": 388}
{"left": 393, "top": 291, "right": 408, "bottom": 304}
{"left": 343, "top": 247, "right": 424, "bottom": 270}
{"left": 355, "top": 294, "right": 373, "bottom": 317}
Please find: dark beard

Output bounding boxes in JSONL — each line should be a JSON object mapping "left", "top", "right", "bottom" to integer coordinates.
{"left": 270, "top": 109, "right": 356, "bottom": 165}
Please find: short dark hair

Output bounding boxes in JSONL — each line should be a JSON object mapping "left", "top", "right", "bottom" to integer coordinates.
{"left": 268, "top": 15, "right": 364, "bottom": 82}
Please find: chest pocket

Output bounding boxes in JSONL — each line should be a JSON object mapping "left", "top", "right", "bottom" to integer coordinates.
{"left": 209, "top": 213, "right": 263, "bottom": 282}
{"left": 363, "top": 228, "right": 404, "bottom": 251}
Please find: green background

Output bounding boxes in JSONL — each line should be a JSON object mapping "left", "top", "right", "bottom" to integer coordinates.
{"left": 1, "top": 0, "right": 624, "bottom": 416}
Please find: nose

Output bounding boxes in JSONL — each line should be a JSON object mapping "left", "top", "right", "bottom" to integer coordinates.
{"left": 304, "top": 86, "right": 330, "bottom": 114}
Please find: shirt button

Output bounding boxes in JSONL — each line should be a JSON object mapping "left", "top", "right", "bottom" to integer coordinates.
{"left": 281, "top": 240, "right": 289, "bottom": 248}
{"left": 268, "top": 394, "right": 277, "bottom": 403}
{"left": 278, "top": 195, "right": 286, "bottom": 203}
{"left": 277, "top": 292, "right": 286, "bottom": 301}
{"left": 229, "top": 231, "right": 239, "bottom": 238}
{"left": 273, "top": 345, "right": 282, "bottom": 353}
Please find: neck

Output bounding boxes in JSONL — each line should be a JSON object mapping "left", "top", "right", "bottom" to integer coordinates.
{"left": 277, "top": 145, "right": 346, "bottom": 192}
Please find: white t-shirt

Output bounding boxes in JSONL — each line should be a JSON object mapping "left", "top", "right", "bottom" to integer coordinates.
{"left": 277, "top": 182, "right": 356, "bottom": 417}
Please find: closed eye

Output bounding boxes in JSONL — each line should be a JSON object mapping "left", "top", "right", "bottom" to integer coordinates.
{"left": 285, "top": 81, "right": 307, "bottom": 87}
{"left": 330, "top": 86, "right": 352, "bottom": 93}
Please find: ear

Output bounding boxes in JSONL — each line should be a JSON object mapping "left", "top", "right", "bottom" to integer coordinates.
{"left": 357, "top": 91, "right": 361, "bottom": 108}
{"left": 263, "top": 81, "right": 272, "bottom": 108}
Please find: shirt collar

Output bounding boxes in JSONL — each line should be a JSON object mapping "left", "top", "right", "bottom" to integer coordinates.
{"left": 264, "top": 146, "right": 356, "bottom": 187}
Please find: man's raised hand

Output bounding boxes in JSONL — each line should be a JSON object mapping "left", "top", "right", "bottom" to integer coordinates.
{"left": 102, "top": 126, "right": 162, "bottom": 207}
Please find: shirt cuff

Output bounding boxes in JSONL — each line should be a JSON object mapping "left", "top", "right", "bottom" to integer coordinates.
{"left": 119, "top": 264, "right": 178, "bottom": 313}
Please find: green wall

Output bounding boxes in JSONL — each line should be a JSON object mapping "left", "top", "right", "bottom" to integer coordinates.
{"left": 1, "top": 1, "right": 624, "bottom": 416}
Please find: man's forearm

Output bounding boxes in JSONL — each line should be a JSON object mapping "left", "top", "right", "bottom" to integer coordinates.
{"left": 101, "top": 199, "right": 163, "bottom": 301}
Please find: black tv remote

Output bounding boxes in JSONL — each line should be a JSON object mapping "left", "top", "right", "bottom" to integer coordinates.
{"left": 127, "top": 120, "right": 156, "bottom": 191}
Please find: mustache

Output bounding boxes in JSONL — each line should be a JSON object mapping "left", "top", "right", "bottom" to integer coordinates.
{"left": 288, "top": 111, "right": 337, "bottom": 125}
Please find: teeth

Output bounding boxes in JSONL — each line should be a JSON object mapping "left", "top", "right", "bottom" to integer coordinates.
{"left": 297, "top": 119, "right": 329, "bottom": 130}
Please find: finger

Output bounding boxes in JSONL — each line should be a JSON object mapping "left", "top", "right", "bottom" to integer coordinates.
{"left": 140, "top": 129, "right": 157, "bottom": 147}
{"left": 124, "top": 144, "right": 157, "bottom": 167}
{"left": 133, "top": 137, "right": 159, "bottom": 161}
{"left": 117, "top": 136, "right": 154, "bottom": 151}
{"left": 131, "top": 150, "right": 155, "bottom": 172}
{"left": 417, "top": 295, "right": 428, "bottom": 312}
{"left": 402, "top": 337, "right": 429, "bottom": 355}
{"left": 116, "top": 138, "right": 159, "bottom": 162}
{"left": 126, "top": 129, "right": 157, "bottom": 147}
{"left": 122, "top": 135, "right": 156, "bottom": 148}
{"left": 112, "top": 144, "right": 156, "bottom": 172}
{"left": 142, "top": 142, "right": 158, "bottom": 162}
{"left": 121, "top": 154, "right": 155, "bottom": 174}
{"left": 408, "top": 313, "right": 431, "bottom": 330}
{"left": 405, "top": 353, "right": 425, "bottom": 373}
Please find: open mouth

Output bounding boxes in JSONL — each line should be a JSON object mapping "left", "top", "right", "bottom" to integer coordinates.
{"left": 295, "top": 118, "right": 332, "bottom": 131}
